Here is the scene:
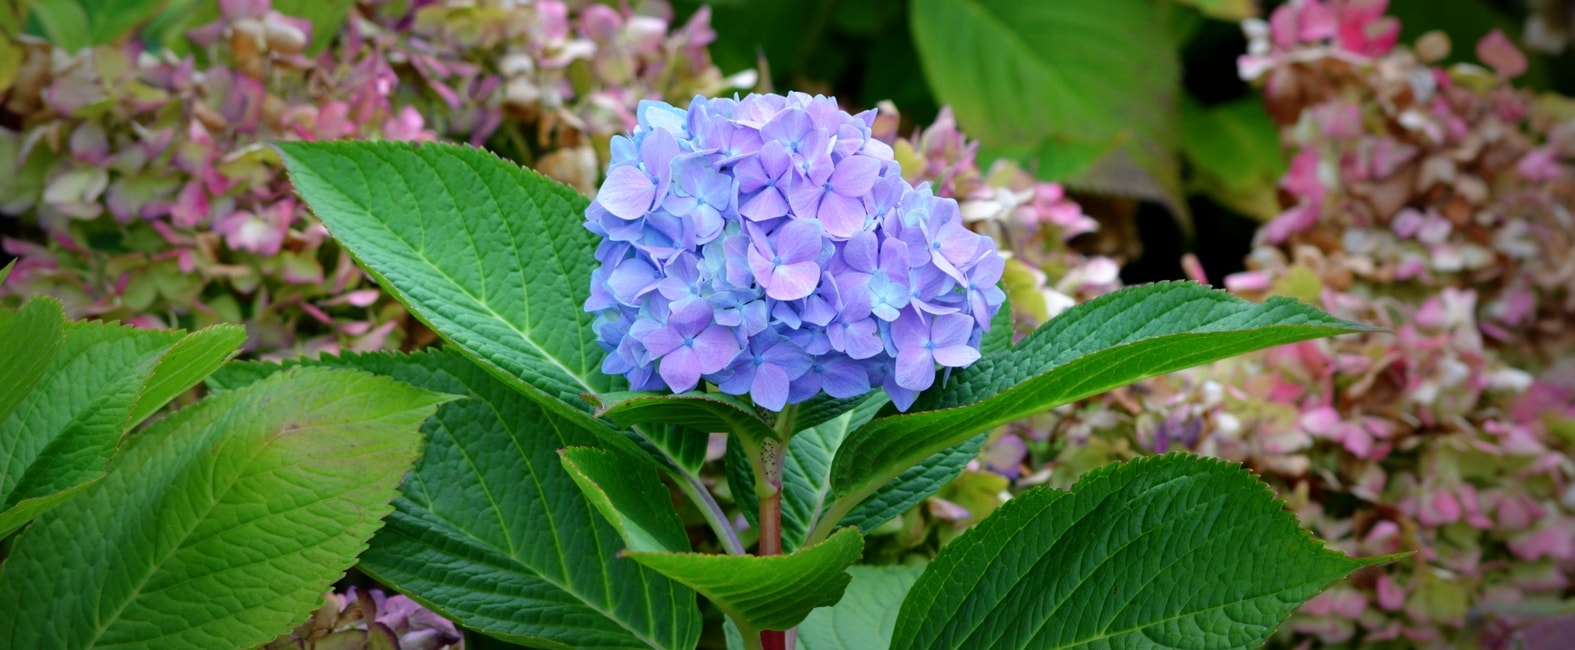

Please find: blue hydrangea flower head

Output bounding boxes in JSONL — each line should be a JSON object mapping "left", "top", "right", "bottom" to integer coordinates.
{"left": 585, "top": 93, "right": 1004, "bottom": 411}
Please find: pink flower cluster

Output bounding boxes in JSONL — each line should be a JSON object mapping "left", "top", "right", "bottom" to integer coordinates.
{"left": 262, "top": 587, "right": 461, "bottom": 650}
{"left": 1, "top": 0, "right": 745, "bottom": 358}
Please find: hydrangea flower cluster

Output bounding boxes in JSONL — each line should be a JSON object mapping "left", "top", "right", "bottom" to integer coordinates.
{"left": 585, "top": 93, "right": 1004, "bottom": 411}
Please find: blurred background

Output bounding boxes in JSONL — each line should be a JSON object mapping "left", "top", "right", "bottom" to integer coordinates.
{"left": 3, "top": 0, "right": 1575, "bottom": 648}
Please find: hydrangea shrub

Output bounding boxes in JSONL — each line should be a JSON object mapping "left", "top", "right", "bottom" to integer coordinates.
{"left": 261, "top": 85, "right": 1396, "bottom": 650}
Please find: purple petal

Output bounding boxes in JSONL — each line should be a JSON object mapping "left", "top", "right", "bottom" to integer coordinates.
{"left": 817, "top": 192, "right": 867, "bottom": 238}
{"left": 692, "top": 324, "right": 742, "bottom": 374}
{"left": 774, "top": 219, "right": 824, "bottom": 263}
{"left": 829, "top": 155, "right": 881, "bottom": 196}
{"left": 895, "top": 348, "right": 936, "bottom": 392}
{"left": 740, "top": 187, "right": 789, "bottom": 221}
{"left": 842, "top": 231, "right": 878, "bottom": 272}
{"left": 607, "top": 257, "right": 660, "bottom": 304}
{"left": 932, "top": 344, "right": 980, "bottom": 368}
{"left": 820, "top": 356, "right": 871, "bottom": 398}
{"left": 766, "top": 261, "right": 820, "bottom": 300}
{"left": 751, "top": 363, "right": 792, "bottom": 411}
{"left": 787, "top": 182, "right": 825, "bottom": 221}
{"left": 658, "top": 347, "right": 704, "bottom": 392}
{"left": 891, "top": 311, "right": 929, "bottom": 351}
{"left": 597, "top": 165, "right": 656, "bottom": 220}
{"left": 930, "top": 313, "right": 974, "bottom": 348}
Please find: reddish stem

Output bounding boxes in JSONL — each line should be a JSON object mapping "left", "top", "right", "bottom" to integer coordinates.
{"left": 757, "top": 436, "right": 787, "bottom": 650}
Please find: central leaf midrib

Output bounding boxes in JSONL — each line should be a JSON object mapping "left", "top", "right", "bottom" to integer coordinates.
{"left": 330, "top": 147, "right": 598, "bottom": 400}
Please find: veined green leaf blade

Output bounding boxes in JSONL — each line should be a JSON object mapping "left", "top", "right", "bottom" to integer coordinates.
{"left": 830, "top": 282, "right": 1375, "bottom": 510}
{"left": 891, "top": 454, "right": 1391, "bottom": 649}
{"left": 629, "top": 527, "right": 864, "bottom": 633}
{"left": 274, "top": 140, "right": 613, "bottom": 420}
{"left": 0, "top": 320, "right": 181, "bottom": 513}
{"left": 0, "top": 366, "right": 445, "bottom": 650}
{"left": 126, "top": 324, "right": 246, "bottom": 428}
{"left": 0, "top": 298, "right": 64, "bottom": 428}
{"left": 211, "top": 350, "right": 704, "bottom": 650}
{"left": 560, "top": 446, "right": 690, "bottom": 554}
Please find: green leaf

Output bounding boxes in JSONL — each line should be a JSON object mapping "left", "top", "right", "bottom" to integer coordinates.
{"left": 890, "top": 454, "right": 1394, "bottom": 649}
{"left": 0, "top": 259, "right": 13, "bottom": 284}
{"left": 837, "top": 433, "right": 986, "bottom": 535}
{"left": 126, "top": 324, "right": 246, "bottom": 428}
{"left": 560, "top": 446, "right": 690, "bottom": 554}
{"left": 629, "top": 527, "right": 864, "bottom": 634}
{"left": 0, "top": 298, "right": 64, "bottom": 427}
{"left": 28, "top": 0, "right": 166, "bottom": 50}
{"left": 1174, "top": 0, "right": 1257, "bottom": 21}
{"left": 798, "top": 564, "right": 926, "bottom": 649}
{"left": 0, "top": 366, "right": 445, "bottom": 650}
{"left": 272, "top": 0, "right": 353, "bottom": 54}
{"left": 0, "top": 319, "right": 243, "bottom": 538}
{"left": 911, "top": 0, "right": 1186, "bottom": 220}
{"left": 211, "top": 350, "right": 703, "bottom": 650}
{"left": 590, "top": 390, "right": 778, "bottom": 445}
{"left": 1181, "top": 97, "right": 1286, "bottom": 221}
{"left": 828, "top": 282, "right": 1377, "bottom": 526}
{"left": 724, "top": 563, "right": 926, "bottom": 650}
{"left": 275, "top": 141, "right": 610, "bottom": 421}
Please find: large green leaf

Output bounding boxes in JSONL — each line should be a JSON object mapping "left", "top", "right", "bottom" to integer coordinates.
{"left": 0, "top": 319, "right": 244, "bottom": 538}
{"left": 629, "top": 527, "right": 864, "bottom": 634}
{"left": 27, "top": 0, "right": 166, "bottom": 50}
{"left": 0, "top": 367, "right": 445, "bottom": 650}
{"left": 725, "top": 564, "right": 926, "bottom": 650}
{"left": 1181, "top": 97, "right": 1286, "bottom": 221}
{"left": 827, "top": 282, "right": 1376, "bottom": 527}
{"left": 0, "top": 298, "right": 64, "bottom": 427}
{"left": 891, "top": 454, "right": 1392, "bottom": 649}
{"left": 560, "top": 446, "right": 690, "bottom": 554}
{"left": 210, "top": 350, "right": 703, "bottom": 650}
{"left": 275, "top": 141, "right": 610, "bottom": 418}
{"left": 911, "top": 0, "right": 1185, "bottom": 218}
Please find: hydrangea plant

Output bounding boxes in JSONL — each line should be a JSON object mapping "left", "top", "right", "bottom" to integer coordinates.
{"left": 255, "top": 90, "right": 1404, "bottom": 650}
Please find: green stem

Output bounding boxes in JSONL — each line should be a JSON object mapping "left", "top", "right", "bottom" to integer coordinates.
{"left": 676, "top": 472, "right": 744, "bottom": 556}
{"left": 750, "top": 404, "right": 798, "bottom": 650}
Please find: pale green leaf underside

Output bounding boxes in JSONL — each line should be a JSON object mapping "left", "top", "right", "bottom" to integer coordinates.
{"left": 630, "top": 527, "right": 864, "bottom": 633}
{"left": 211, "top": 351, "right": 703, "bottom": 650}
{"left": 910, "top": 0, "right": 1185, "bottom": 216}
{"left": 725, "top": 564, "right": 926, "bottom": 650}
{"left": 0, "top": 367, "right": 443, "bottom": 650}
{"left": 892, "top": 454, "right": 1389, "bottom": 650}
{"left": 0, "top": 319, "right": 241, "bottom": 536}
{"left": 830, "top": 282, "right": 1376, "bottom": 514}
{"left": 560, "top": 446, "right": 690, "bottom": 554}
{"left": 274, "top": 140, "right": 613, "bottom": 422}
